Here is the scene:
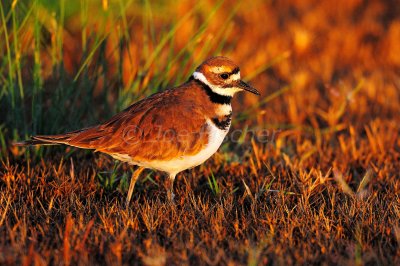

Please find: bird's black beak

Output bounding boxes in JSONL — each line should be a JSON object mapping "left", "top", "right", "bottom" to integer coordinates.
{"left": 238, "top": 80, "right": 260, "bottom": 95}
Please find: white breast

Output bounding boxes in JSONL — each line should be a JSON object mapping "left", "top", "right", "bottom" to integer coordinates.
{"left": 217, "top": 104, "right": 232, "bottom": 116}
{"left": 112, "top": 120, "right": 230, "bottom": 175}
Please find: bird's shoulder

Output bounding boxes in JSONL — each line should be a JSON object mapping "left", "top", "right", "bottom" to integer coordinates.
{"left": 108, "top": 80, "right": 209, "bottom": 126}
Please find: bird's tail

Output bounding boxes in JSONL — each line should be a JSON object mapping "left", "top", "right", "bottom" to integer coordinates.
{"left": 13, "top": 129, "right": 85, "bottom": 147}
{"left": 14, "top": 134, "right": 72, "bottom": 146}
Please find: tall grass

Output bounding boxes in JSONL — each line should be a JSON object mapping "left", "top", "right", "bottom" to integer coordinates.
{"left": 0, "top": 0, "right": 238, "bottom": 145}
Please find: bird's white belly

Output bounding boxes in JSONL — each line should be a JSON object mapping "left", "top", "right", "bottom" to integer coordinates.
{"left": 112, "top": 120, "right": 229, "bottom": 174}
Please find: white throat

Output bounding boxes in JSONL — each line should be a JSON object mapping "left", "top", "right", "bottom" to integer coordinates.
{"left": 192, "top": 71, "right": 242, "bottom": 97}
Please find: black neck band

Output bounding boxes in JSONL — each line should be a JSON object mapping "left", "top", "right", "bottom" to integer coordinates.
{"left": 212, "top": 113, "right": 232, "bottom": 131}
{"left": 190, "top": 76, "right": 232, "bottom": 105}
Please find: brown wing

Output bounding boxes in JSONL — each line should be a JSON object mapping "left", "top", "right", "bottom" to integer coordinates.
{"left": 66, "top": 86, "right": 209, "bottom": 161}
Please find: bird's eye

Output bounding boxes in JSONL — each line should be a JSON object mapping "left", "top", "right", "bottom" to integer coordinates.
{"left": 220, "top": 73, "right": 229, "bottom": 80}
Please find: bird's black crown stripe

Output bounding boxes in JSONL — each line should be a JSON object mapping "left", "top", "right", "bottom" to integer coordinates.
{"left": 191, "top": 76, "right": 232, "bottom": 104}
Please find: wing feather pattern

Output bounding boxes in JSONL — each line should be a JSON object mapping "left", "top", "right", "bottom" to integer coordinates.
{"left": 17, "top": 83, "right": 211, "bottom": 162}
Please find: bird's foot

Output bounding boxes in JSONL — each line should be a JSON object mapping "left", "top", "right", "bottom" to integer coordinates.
{"left": 167, "top": 189, "right": 175, "bottom": 204}
{"left": 165, "top": 173, "right": 176, "bottom": 205}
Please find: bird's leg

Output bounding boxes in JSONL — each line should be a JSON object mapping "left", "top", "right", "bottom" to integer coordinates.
{"left": 166, "top": 173, "right": 176, "bottom": 202}
{"left": 126, "top": 166, "right": 145, "bottom": 207}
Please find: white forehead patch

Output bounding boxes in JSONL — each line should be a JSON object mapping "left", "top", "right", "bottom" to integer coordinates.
{"left": 229, "top": 72, "right": 240, "bottom": 81}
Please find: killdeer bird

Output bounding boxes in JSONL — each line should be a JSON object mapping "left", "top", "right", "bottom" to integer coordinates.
{"left": 16, "top": 56, "right": 259, "bottom": 202}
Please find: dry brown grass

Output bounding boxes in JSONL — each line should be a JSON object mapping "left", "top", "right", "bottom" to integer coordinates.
{"left": 1, "top": 0, "right": 400, "bottom": 265}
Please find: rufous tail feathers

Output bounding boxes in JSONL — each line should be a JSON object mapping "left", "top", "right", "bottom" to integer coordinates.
{"left": 13, "top": 127, "right": 92, "bottom": 147}
{"left": 14, "top": 133, "right": 74, "bottom": 146}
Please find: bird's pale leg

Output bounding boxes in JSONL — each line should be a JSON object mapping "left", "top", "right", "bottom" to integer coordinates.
{"left": 126, "top": 166, "right": 145, "bottom": 206}
{"left": 166, "top": 173, "right": 176, "bottom": 202}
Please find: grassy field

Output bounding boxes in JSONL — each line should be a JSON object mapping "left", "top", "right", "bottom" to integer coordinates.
{"left": 1, "top": 0, "right": 400, "bottom": 265}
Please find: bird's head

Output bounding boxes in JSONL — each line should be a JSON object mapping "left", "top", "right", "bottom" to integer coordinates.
{"left": 192, "top": 56, "right": 260, "bottom": 97}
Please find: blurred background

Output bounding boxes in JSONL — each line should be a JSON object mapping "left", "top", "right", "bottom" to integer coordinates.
{"left": 0, "top": 0, "right": 399, "bottom": 155}
{"left": 1, "top": 2, "right": 399, "bottom": 264}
